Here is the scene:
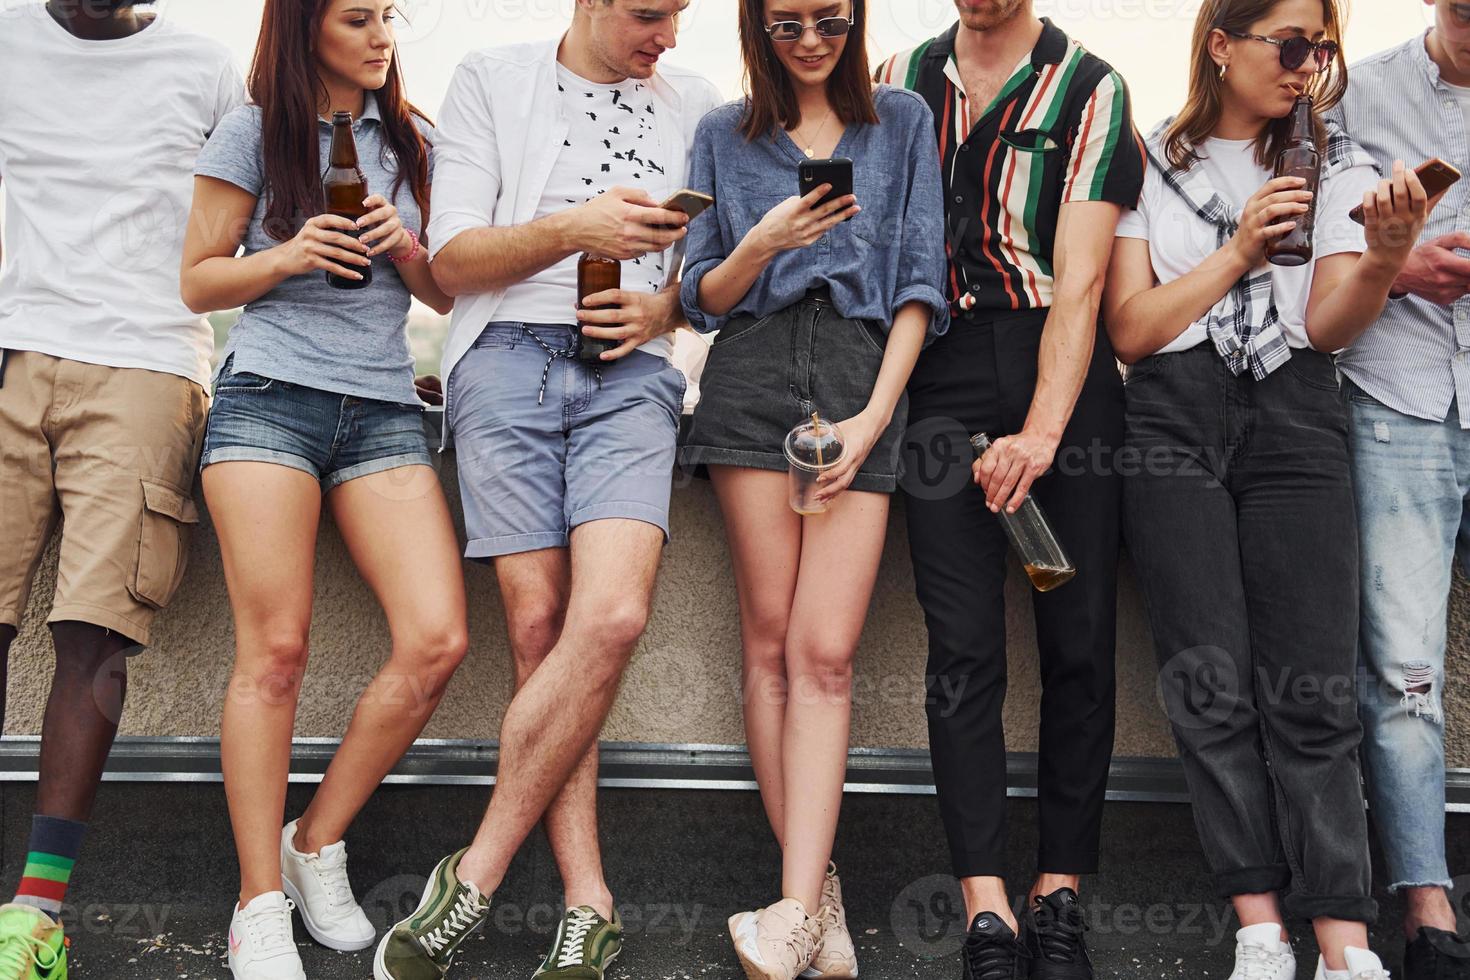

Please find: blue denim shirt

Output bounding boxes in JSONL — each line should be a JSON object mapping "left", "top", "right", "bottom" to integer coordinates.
{"left": 680, "top": 86, "right": 950, "bottom": 340}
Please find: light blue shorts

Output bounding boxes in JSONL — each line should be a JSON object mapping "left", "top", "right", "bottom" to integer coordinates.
{"left": 447, "top": 323, "right": 686, "bottom": 560}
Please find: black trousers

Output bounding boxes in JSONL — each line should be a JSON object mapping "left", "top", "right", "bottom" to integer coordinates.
{"left": 902, "top": 309, "right": 1123, "bottom": 878}
{"left": 1123, "top": 346, "right": 1375, "bottom": 923}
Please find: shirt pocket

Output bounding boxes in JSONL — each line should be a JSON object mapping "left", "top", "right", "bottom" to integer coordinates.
{"left": 851, "top": 164, "right": 900, "bottom": 248}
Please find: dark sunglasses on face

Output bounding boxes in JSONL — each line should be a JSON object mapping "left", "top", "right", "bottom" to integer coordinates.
{"left": 1225, "top": 30, "right": 1339, "bottom": 73}
{"left": 766, "top": 16, "right": 853, "bottom": 42}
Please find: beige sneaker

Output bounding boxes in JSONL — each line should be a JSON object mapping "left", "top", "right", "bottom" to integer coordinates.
{"left": 803, "top": 864, "right": 858, "bottom": 978}
{"left": 728, "top": 898, "right": 822, "bottom": 980}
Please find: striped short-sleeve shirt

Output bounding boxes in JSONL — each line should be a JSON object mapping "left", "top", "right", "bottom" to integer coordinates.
{"left": 878, "top": 19, "right": 1145, "bottom": 316}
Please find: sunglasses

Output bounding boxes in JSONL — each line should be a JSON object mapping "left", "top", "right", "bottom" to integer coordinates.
{"left": 765, "top": 16, "right": 854, "bottom": 42}
{"left": 1225, "top": 30, "right": 1339, "bottom": 73}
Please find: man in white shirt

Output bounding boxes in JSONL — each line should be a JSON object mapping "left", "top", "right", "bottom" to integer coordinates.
{"left": 376, "top": 3, "right": 720, "bottom": 979}
{"left": 0, "top": 0, "right": 242, "bottom": 970}
{"left": 1327, "top": 2, "right": 1470, "bottom": 976}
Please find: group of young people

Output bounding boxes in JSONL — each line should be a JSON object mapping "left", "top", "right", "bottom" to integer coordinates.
{"left": 0, "top": 0, "right": 1467, "bottom": 979}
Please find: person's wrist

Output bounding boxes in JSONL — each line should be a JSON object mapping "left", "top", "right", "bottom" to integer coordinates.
{"left": 389, "top": 229, "right": 421, "bottom": 264}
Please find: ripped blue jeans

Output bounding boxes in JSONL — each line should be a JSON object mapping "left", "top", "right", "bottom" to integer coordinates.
{"left": 1346, "top": 380, "right": 1460, "bottom": 893}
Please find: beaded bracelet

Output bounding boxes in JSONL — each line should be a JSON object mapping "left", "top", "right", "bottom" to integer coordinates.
{"left": 389, "top": 229, "right": 421, "bottom": 265}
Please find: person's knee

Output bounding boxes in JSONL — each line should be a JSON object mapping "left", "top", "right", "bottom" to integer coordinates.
{"left": 577, "top": 599, "right": 650, "bottom": 656}
{"left": 236, "top": 625, "right": 311, "bottom": 694}
{"left": 741, "top": 607, "right": 790, "bottom": 673}
{"left": 508, "top": 600, "right": 566, "bottom": 679}
{"left": 404, "top": 623, "right": 469, "bottom": 688}
{"left": 787, "top": 637, "right": 856, "bottom": 702}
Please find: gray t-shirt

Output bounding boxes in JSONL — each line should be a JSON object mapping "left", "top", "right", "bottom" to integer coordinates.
{"left": 194, "top": 94, "right": 435, "bottom": 404}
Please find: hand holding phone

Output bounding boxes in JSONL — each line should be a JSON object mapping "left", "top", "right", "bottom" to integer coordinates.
{"left": 657, "top": 189, "right": 715, "bottom": 228}
{"left": 799, "top": 158, "right": 855, "bottom": 219}
{"left": 1350, "top": 158, "right": 1460, "bottom": 224}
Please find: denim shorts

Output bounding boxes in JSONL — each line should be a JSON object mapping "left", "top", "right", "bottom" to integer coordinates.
{"left": 201, "top": 356, "right": 431, "bottom": 490}
{"left": 448, "top": 322, "right": 686, "bottom": 560}
{"left": 679, "top": 289, "right": 906, "bottom": 493}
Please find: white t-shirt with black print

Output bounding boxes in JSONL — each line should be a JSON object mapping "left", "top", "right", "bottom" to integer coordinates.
{"left": 495, "top": 64, "right": 672, "bottom": 326}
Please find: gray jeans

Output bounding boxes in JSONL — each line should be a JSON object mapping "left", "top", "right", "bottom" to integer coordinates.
{"left": 1123, "top": 345, "right": 1376, "bottom": 924}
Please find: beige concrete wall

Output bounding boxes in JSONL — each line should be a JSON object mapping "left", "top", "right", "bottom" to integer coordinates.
{"left": 6, "top": 456, "right": 1467, "bottom": 768}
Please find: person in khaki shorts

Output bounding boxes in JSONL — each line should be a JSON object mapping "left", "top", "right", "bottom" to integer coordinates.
{"left": 0, "top": 0, "right": 243, "bottom": 971}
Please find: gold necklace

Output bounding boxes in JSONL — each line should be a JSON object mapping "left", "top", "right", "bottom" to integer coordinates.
{"left": 792, "top": 107, "right": 837, "bottom": 158}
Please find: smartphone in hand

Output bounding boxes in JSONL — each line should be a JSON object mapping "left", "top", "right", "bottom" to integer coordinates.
{"left": 799, "top": 158, "right": 855, "bottom": 220}
{"left": 1349, "top": 158, "right": 1461, "bottom": 224}
{"left": 659, "top": 188, "right": 715, "bottom": 224}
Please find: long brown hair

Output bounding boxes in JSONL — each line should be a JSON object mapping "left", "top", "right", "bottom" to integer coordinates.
{"left": 248, "top": 0, "right": 432, "bottom": 241}
{"left": 736, "top": 0, "right": 879, "bottom": 141}
{"left": 1164, "top": 0, "right": 1349, "bottom": 170}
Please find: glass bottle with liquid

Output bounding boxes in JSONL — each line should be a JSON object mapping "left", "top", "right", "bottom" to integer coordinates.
{"left": 1266, "top": 94, "right": 1320, "bottom": 268}
{"left": 577, "top": 254, "right": 620, "bottom": 362}
{"left": 322, "top": 111, "right": 372, "bottom": 290}
{"left": 970, "top": 433, "right": 1077, "bottom": 592}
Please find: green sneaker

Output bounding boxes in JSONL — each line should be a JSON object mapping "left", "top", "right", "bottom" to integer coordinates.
{"left": 373, "top": 849, "right": 490, "bottom": 980}
{"left": 0, "top": 904, "right": 66, "bottom": 980}
{"left": 533, "top": 906, "right": 623, "bottom": 979}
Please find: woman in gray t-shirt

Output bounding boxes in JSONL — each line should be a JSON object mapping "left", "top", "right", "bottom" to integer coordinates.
{"left": 178, "top": 2, "right": 463, "bottom": 976}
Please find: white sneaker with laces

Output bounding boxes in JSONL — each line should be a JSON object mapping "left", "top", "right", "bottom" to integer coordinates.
{"left": 228, "top": 891, "right": 306, "bottom": 980}
{"left": 1313, "top": 946, "right": 1391, "bottom": 980}
{"left": 1228, "top": 922, "right": 1296, "bottom": 980}
{"left": 280, "top": 819, "right": 376, "bottom": 951}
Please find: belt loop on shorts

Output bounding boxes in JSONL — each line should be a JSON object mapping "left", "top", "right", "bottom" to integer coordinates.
{"left": 523, "top": 327, "right": 602, "bottom": 405}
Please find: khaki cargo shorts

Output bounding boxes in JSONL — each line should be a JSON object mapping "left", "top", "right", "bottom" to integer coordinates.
{"left": 0, "top": 349, "right": 208, "bottom": 646}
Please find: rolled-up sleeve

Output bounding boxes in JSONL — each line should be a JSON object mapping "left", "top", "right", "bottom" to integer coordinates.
{"left": 426, "top": 58, "right": 500, "bottom": 260}
{"left": 679, "top": 113, "right": 727, "bottom": 334}
{"left": 894, "top": 101, "right": 951, "bottom": 341}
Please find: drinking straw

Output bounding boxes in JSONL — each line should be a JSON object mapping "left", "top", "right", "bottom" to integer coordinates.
{"left": 811, "top": 411, "right": 824, "bottom": 468}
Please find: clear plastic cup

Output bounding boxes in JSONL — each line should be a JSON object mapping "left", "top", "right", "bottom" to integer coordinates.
{"left": 970, "top": 433, "right": 1077, "bottom": 592}
{"left": 784, "top": 417, "right": 845, "bottom": 515}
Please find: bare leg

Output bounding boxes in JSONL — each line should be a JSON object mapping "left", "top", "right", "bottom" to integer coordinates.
{"left": 205, "top": 462, "right": 322, "bottom": 907}
{"left": 1314, "top": 918, "right": 1371, "bottom": 971}
{"left": 295, "top": 466, "right": 469, "bottom": 852}
{"left": 1028, "top": 873, "right": 1081, "bottom": 905}
{"left": 456, "top": 519, "right": 664, "bottom": 897}
{"left": 962, "top": 877, "right": 1018, "bottom": 932}
{"left": 781, "top": 490, "right": 888, "bottom": 914}
{"left": 1403, "top": 885, "right": 1459, "bottom": 939}
{"left": 709, "top": 467, "right": 801, "bottom": 848}
{"left": 492, "top": 549, "right": 613, "bottom": 916}
{"left": 1232, "top": 893, "right": 1289, "bottom": 945}
{"left": 36, "top": 621, "right": 136, "bottom": 820}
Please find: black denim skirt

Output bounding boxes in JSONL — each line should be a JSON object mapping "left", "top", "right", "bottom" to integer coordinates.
{"left": 678, "top": 289, "right": 906, "bottom": 493}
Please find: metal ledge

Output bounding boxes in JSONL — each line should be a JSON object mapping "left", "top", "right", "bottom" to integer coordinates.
{"left": 0, "top": 737, "right": 1465, "bottom": 811}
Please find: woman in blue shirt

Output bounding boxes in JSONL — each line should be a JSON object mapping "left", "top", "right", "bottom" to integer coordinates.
{"left": 178, "top": 2, "right": 459, "bottom": 977}
{"left": 679, "top": 1, "right": 947, "bottom": 976}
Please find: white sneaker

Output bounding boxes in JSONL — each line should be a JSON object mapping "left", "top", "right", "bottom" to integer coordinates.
{"left": 1228, "top": 922, "right": 1296, "bottom": 980}
{"left": 280, "top": 820, "right": 376, "bottom": 951}
{"left": 1313, "top": 946, "right": 1391, "bottom": 980}
{"left": 228, "top": 891, "right": 306, "bottom": 980}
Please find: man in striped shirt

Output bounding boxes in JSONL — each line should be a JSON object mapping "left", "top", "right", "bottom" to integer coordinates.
{"left": 1326, "top": 3, "right": 1470, "bottom": 977}
{"left": 877, "top": 2, "right": 1142, "bottom": 977}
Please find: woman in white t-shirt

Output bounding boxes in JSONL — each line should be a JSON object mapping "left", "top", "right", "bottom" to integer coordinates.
{"left": 1101, "top": 1, "right": 1428, "bottom": 979}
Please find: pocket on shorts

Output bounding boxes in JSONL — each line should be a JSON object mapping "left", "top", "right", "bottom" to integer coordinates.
{"left": 130, "top": 479, "right": 199, "bottom": 610}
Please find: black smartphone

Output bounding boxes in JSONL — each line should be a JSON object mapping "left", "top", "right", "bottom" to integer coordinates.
{"left": 799, "top": 158, "right": 855, "bottom": 218}
{"left": 1349, "top": 158, "right": 1462, "bottom": 224}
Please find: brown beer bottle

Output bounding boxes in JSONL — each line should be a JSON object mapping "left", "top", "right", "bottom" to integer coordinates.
{"left": 1266, "top": 94, "right": 1320, "bottom": 268}
{"left": 577, "top": 253, "right": 620, "bottom": 362}
{"left": 322, "top": 111, "right": 372, "bottom": 290}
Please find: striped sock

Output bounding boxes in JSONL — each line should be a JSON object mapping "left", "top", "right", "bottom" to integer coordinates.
{"left": 14, "top": 815, "right": 86, "bottom": 922}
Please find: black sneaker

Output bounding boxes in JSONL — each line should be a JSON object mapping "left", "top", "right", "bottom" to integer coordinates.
{"left": 1022, "top": 888, "right": 1093, "bottom": 980}
{"left": 962, "top": 912, "right": 1031, "bottom": 980}
{"left": 1405, "top": 927, "right": 1470, "bottom": 980}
